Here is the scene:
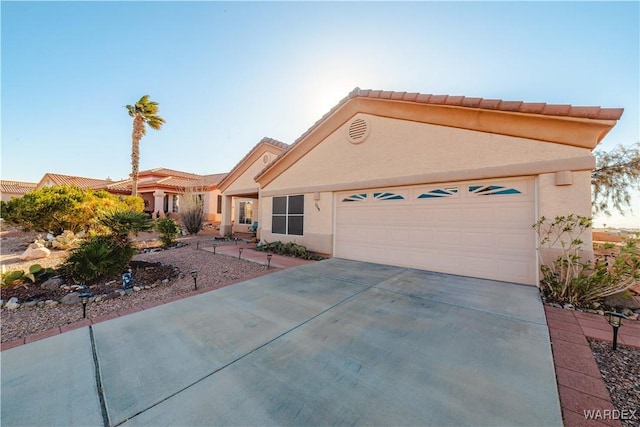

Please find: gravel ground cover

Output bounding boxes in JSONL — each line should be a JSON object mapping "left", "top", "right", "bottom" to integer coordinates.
{"left": 1, "top": 230, "right": 271, "bottom": 344}
{"left": 589, "top": 339, "right": 640, "bottom": 427}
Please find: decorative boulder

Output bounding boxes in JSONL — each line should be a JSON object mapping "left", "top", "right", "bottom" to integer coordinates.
{"left": 41, "top": 277, "right": 65, "bottom": 291}
{"left": 60, "top": 292, "right": 80, "bottom": 305}
{"left": 5, "top": 297, "right": 20, "bottom": 310}
{"left": 19, "top": 243, "right": 51, "bottom": 261}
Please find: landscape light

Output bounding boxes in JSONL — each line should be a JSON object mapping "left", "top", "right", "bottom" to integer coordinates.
{"left": 79, "top": 291, "right": 92, "bottom": 319}
{"left": 267, "top": 253, "right": 272, "bottom": 269}
{"left": 239, "top": 247, "right": 244, "bottom": 259}
{"left": 190, "top": 270, "right": 198, "bottom": 290}
{"left": 212, "top": 243, "right": 217, "bottom": 254}
{"left": 605, "top": 311, "right": 627, "bottom": 350}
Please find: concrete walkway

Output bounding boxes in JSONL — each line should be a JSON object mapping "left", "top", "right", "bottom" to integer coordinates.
{"left": 1, "top": 259, "right": 561, "bottom": 426}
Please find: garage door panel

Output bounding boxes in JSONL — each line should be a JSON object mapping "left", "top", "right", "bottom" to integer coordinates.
{"left": 335, "top": 178, "right": 536, "bottom": 285}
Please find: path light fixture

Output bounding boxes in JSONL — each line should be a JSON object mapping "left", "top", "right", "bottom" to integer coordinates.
{"left": 191, "top": 270, "right": 198, "bottom": 290}
{"left": 235, "top": 237, "right": 238, "bottom": 245}
{"left": 605, "top": 311, "right": 627, "bottom": 350}
{"left": 239, "top": 247, "right": 244, "bottom": 259}
{"left": 79, "top": 291, "right": 92, "bottom": 319}
{"left": 267, "top": 253, "right": 273, "bottom": 269}
{"left": 196, "top": 241, "right": 200, "bottom": 250}
{"left": 212, "top": 243, "right": 217, "bottom": 254}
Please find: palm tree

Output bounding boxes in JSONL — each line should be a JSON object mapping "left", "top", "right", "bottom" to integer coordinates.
{"left": 126, "top": 95, "right": 165, "bottom": 196}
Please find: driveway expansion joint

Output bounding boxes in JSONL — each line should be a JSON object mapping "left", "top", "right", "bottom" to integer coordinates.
{"left": 89, "top": 325, "right": 110, "bottom": 427}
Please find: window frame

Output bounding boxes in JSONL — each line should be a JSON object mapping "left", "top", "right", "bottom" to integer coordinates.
{"left": 271, "top": 195, "right": 304, "bottom": 236}
{"left": 238, "top": 200, "right": 253, "bottom": 225}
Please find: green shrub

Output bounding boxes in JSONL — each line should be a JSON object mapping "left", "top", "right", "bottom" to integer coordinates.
{"left": 534, "top": 214, "right": 640, "bottom": 305}
{"left": 0, "top": 186, "right": 145, "bottom": 234}
{"left": 98, "top": 210, "right": 153, "bottom": 243}
{"left": 156, "top": 218, "right": 180, "bottom": 247}
{"left": 255, "top": 241, "right": 324, "bottom": 260}
{"left": 63, "top": 235, "right": 136, "bottom": 283}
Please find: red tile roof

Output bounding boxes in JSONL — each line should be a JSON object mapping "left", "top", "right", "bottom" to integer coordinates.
{"left": 255, "top": 87, "right": 624, "bottom": 181}
{"left": 139, "top": 168, "right": 203, "bottom": 180}
{"left": 0, "top": 180, "right": 37, "bottom": 195}
{"left": 38, "top": 173, "right": 113, "bottom": 190}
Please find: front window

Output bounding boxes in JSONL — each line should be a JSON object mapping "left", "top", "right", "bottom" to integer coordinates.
{"left": 272, "top": 195, "right": 304, "bottom": 235}
{"left": 239, "top": 201, "right": 253, "bottom": 224}
{"left": 172, "top": 195, "right": 179, "bottom": 213}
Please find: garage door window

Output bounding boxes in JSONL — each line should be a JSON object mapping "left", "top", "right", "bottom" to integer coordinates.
{"left": 272, "top": 195, "right": 304, "bottom": 235}
{"left": 469, "top": 185, "right": 522, "bottom": 196}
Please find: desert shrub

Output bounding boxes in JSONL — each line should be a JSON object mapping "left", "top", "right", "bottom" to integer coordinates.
{"left": 156, "top": 217, "right": 180, "bottom": 247}
{"left": 534, "top": 214, "right": 640, "bottom": 305}
{"left": 98, "top": 210, "right": 153, "bottom": 243}
{"left": 63, "top": 235, "right": 136, "bottom": 283}
{"left": 181, "top": 196, "right": 205, "bottom": 235}
{"left": 255, "top": 241, "right": 325, "bottom": 260}
{"left": 0, "top": 186, "right": 145, "bottom": 234}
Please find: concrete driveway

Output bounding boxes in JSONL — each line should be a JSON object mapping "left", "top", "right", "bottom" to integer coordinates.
{"left": 1, "top": 259, "right": 562, "bottom": 426}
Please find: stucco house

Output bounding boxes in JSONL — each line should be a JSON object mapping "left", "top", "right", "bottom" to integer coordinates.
{"left": 221, "top": 87, "right": 623, "bottom": 286}
{"left": 5, "top": 169, "right": 227, "bottom": 223}
{"left": 105, "top": 168, "right": 227, "bottom": 222}
{"left": 217, "top": 138, "right": 288, "bottom": 233}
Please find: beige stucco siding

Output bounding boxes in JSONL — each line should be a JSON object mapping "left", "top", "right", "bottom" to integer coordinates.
{"left": 265, "top": 114, "right": 590, "bottom": 193}
{"left": 225, "top": 149, "right": 281, "bottom": 195}
{"left": 259, "top": 192, "right": 334, "bottom": 255}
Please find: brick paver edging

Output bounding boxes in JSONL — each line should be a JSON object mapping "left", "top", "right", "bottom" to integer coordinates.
{"left": 545, "top": 305, "right": 640, "bottom": 427}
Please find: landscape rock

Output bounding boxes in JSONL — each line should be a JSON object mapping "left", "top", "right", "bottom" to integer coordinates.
{"left": 133, "top": 286, "right": 141, "bottom": 292}
{"left": 40, "top": 277, "right": 65, "bottom": 291}
{"left": 19, "top": 242, "right": 51, "bottom": 261}
{"left": 23, "top": 301, "right": 38, "bottom": 308}
{"left": 604, "top": 293, "right": 640, "bottom": 310}
{"left": 5, "top": 297, "right": 20, "bottom": 310}
{"left": 44, "top": 300, "right": 59, "bottom": 307}
{"left": 162, "top": 279, "right": 169, "bottom": 284}
{"left": 60, "top": 292, "right": 80, "bottom": 305}
{"left": 563, "top": 303, "right": 575, "bottom": 310}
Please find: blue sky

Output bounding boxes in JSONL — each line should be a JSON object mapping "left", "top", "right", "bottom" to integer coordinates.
{"left": 1, "top": 1, "right": 639, "bottom": 226}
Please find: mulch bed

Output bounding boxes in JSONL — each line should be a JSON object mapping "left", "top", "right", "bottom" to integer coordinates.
{"left": 2, "top": 261, "right": 176, "bottom": 303}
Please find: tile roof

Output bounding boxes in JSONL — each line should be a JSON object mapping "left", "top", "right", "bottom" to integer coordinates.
{"left": 200, "top": 173, "right": 228, "bottom": 186}
{"left": 39, "top": 173, "right": 113, "bottom": 190}
{"left": 0, "top": 180, "right": 37, "bottom": 195}
{"left": 304, "top": 87, "right": 624, "bottom": 144}
{"left": 256, "top": 87, "right": 625, "bottom": 181}
{"left": 139, "top": 168, "right": 203, "bottom": 180}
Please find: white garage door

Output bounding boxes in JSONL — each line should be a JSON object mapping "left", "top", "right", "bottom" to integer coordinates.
{"left": 334, "top": 178, "right": 537, "bottom": 285}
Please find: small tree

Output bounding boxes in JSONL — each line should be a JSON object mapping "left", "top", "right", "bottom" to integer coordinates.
{"left": 534, "top": 214, "right": 640, "bottom": 305}
{"left": 592, "top": 142, "right": 640, "bottom": 215}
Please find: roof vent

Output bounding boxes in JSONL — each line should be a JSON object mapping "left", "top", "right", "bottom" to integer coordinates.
{"left": 346, "top": 117, "right": 370, "bottom": 144}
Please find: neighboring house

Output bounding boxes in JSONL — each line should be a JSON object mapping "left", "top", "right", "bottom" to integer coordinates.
{"left": 217, "top": 137, "right": 288, "bottom": 234}
{"left": 227, "top": 87, "right": 622, "bottom": 286}
{"left": 104, "top": 168, "right": 227, "bottom": 222}
{"left": 0, "top": 180, "right": 37, "bottom": 202}
{"left": 8, "top": 168, "right": 227, "bottom": 223}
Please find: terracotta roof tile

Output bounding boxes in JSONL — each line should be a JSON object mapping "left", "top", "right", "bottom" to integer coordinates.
{"left": 415, "top": 94, "right": 432, "bottom": 103}
{"left": 403, "top": 92, "right": 419, "bottom": 102}
{"left": 390, "top": 91, "right": 406, "bottom": 100}
{"left": 41, "top": 173, "right": 113, "bottom": 190}
{"left": 478, "top": 99, "right": 501, "bottom": 109}
{"left": 444, "top": 96, "right": 464, "bottom": 106}
{"left": 380, "top": 91, "right": 393, "bottom": 99}
{"left": 461, "top": 97, "right": 482, "bottom": 107}
{"left": 429, "top": 95, "right": 448, "bottom": 104}
{"left": 499, "top": 101, "right": 523, "bottom": 112}
{"left": 519, "top": 103, "right": 546, "bottom": 114}
{"left": 542, "top": 104, "right": 572, "bottom": 116}
{"left": 597, "top": 108, "right": 625, "bottom": 120}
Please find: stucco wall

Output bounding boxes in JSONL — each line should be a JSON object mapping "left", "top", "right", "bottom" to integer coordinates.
{"left": 259, "top": 191, "right": 334, "bottom": 255}
{"left": 226, "top": 149, "right": 281, "bottom": 194}
{"left": 265, "top": 113, "right": 590, "bottom": 193}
